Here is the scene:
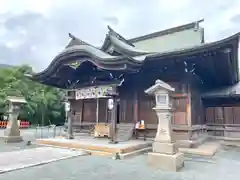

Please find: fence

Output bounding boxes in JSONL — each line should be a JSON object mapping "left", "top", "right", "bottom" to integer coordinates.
{"left": 0, "top": 120, "right": 30, "bottom": 129}
{"left": 34, "top": 125, "right": 66, "bottom": 139}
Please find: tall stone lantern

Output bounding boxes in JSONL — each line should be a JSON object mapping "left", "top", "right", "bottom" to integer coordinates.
{"left": 4, "top": 96, "right": 26, "bottom": 143}
{"left": 145, "top": 79, "right": 184, "bottom": 171}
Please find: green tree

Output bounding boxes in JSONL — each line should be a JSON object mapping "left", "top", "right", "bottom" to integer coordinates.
{"left": 0, "top": 65, "right": 65, "bottom": 126}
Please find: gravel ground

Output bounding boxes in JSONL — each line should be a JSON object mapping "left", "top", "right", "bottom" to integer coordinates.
{"left": 0, "top": 146, "right": 240, "bottom": 180}
{"left": 0, "top": 129, "right": 240, "bottom": 180}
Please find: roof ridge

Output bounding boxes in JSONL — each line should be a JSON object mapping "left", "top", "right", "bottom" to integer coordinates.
{"left": 66, "top": 33, "right": 100, "bottom": 49}
{"left": 107, "top": 26, "right": 133, "bottom": 46}
{"left": 128, "top": 19, "right": 204, "bottom": 43}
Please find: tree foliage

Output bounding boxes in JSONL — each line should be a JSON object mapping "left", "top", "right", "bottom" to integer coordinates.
{"left": 0, "top": 65, "right": 65, "bottom": 126}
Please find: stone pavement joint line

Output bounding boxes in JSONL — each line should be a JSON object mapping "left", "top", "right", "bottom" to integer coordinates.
{"left": 0, "top": 147, "right": 88, "bottom": 174}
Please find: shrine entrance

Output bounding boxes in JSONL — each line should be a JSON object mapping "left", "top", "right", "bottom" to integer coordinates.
{"left": 72, "top": 85, "right": 119, "bottom": 125}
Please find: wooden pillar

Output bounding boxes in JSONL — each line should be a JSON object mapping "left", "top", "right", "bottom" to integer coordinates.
{"left": 79, "top": 100, "right": 83, "bottom": 125}
{"left": 109, "top": 97, "right": 118, "bottom": 144}
{"left": 186, "top": 85, "right": 192, "bottom": 127}
{"left": 105, "top": 99, "right": 108, "bottom": 123}
{"left": 133, "top": 92, "right": 138, "bottom": 123}
{"left": 96, "top": 98, "right": 99, "bottom": 124}
{"left": 123, "top": 99, "right": 127, "bottom": 122}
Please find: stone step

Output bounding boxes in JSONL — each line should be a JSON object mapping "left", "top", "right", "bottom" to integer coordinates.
{"left": 116, "top": 124, "right": 134, "bottom": 141}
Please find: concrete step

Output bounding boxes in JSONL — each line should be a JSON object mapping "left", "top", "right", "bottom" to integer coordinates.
{"left": 119, "top": 147, "right": 151, "bottom": 159}
{"left": 117, "top": 124, "right": 134, "bottom": 141}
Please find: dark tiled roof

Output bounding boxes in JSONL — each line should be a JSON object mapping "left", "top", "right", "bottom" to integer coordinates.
{"left": 32, "top": 31, "right": 240, "bottom": 81}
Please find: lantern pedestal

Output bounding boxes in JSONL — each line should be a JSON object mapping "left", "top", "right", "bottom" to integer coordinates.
{"left": 148, "top": 152, "right": 184, "bottom": 171}
{"left": 4, "top": 116, "right": 23, "bottom": 143}
{"left": 148, "top": 107, "right": 184, "bottom": 171}
{"left": 145, "top": 80, "right": 184, "bottom": 171}
{"left": 4, "top": 97, "right": 26, "bottom": 143}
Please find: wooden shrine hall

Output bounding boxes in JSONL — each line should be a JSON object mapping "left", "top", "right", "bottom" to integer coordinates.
{"left": 30, "top": 19, "right": 240, "bottom": 148}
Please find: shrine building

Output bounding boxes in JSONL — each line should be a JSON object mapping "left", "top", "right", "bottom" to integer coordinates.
{"left": 30, "top": 19, "right": 240, "bottom": 148}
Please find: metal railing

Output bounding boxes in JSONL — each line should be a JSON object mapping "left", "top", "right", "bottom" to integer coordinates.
{"left": 34, "top": 125, "right": 65, "bottom": 139}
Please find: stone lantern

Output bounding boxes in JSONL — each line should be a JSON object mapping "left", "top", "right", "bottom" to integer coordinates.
{"left": 145, "top": 79, "right": 184, "bottom": 171}
{"left": 4, "top": 96, "right": 26, "bottom": 143}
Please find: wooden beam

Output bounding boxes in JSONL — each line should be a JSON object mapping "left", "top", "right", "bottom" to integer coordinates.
{"left": 80, "top": 100, "right": 83, "bottom": 125}
{"left": 133, "top": 92, "right": 138, "bottom": 123}
{"left": 96, "top": 99, "right": 99, "bottom": 124}
{"left": 105, "top": 100, "right": 108, "bottom": 123}
{"left": 82, "top": 100, "right": 85, "bottom": 123}
{"left": 186, "top": 85, "right": 192, "bottom": 127}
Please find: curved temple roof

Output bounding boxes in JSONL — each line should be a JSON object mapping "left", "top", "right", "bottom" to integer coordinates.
{"left": 100, "top": 25, "right": 134, "bottom": 52}
{"left": 31, "top": 21, "right": 240, "bottom": 86}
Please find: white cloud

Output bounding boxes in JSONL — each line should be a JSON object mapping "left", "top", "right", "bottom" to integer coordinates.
{"left": 0, "top": 0, "right": 239, "bottom": 71}
{"left": 0, "top": 0, "right": 54, "bottom": 14}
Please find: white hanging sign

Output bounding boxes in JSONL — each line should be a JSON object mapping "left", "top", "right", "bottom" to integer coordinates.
{"left": 75, "top": 85, "right": 116, "bottom": 100}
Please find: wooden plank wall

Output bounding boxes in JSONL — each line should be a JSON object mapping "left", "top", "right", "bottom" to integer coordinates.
{"left": 206, "top": 106, "right": 240, "bottom": 124}
{"left": 118, "top": 89, "right": 134, "bottom": 123}
{"left": 190, "top": 87, "right": 204, "bottom": 125}
{"left": 138, "top": 94, "right": 157, "bottom": 124}
{"left": 171, "top": 82, "right": 188, "bottom": 125}
{"left": 71, "top": 99, "right": 107, "bottom": 124}
{"left": 71, "top": 100, "right": 83, "bottom": 125}
{"left": 172, "top": 97, "right": 187, "bottom": 125}
{"left": 70, "top": 81, "right": 190, "bottom": 126}
{"left": 82, "top": 99, "right": 96, "bottom": 123}
{"left": 98, "top": 99, "right": 107, "bottom": 123}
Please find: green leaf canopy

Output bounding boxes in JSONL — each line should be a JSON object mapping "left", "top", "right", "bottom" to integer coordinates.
{"left": 0, "top": 65, "right": 65, "bottom": 126}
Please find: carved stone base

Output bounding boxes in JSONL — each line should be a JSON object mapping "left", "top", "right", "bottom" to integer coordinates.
{"left": 148, "top": 152, "right": 184, "bottom": 171}
{"left": 177, "top": 136, "right": 207, "bottom": 148}
{"left": 153, "top": 141, "right": 178, "bottom": 155}
{"left": 173, "top": 125, "right": 208, "bottom": 148}
{"left": 4, "top": 136, "right": 23, "bottom": 143}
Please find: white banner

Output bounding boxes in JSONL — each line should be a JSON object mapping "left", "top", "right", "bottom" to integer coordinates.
{"left": 75, "top": 85, "right": 117, "bottom": 100}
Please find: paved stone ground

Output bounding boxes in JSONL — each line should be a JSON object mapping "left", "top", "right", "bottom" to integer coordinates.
{"left": 0, "top": 147, "right": 87, "bottom": 173}
{"left": 0, "top": 126, "right": 66, "bottom": 154}
{"left": 0, "top": 139, "right": 39, "bottom": 152}
{"left": 0, "top": 146, "right": 240, "bottom": 180}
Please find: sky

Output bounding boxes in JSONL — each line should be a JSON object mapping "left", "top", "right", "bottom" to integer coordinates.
{"left": 0, "top": 0, "right": 239, "bottom": 72}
